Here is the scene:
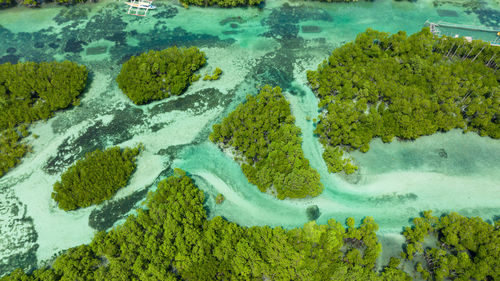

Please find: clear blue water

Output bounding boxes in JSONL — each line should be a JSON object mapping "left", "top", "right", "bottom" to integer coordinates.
{"left": 0, "top": 0, "right": 499, "bottom": 274}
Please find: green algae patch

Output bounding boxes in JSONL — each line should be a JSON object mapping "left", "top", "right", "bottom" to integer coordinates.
{"left": 307, "top": 28, "right": 500, "bottom": 174}
{"left": 0, "top": 61, "right": 88, "bottom": 178}
{"left": 116, "top": 46, "right": 206, "bottom": 105}
{"left": 210, "top": 85, "right": 323, "bottom": 199}
{"left": 52, "top": 145, "right": 141, "bottom": 211}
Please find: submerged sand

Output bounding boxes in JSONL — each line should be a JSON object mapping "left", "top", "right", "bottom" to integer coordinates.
{"left": 0, "top": 0, "right": 499, "bottom": 274}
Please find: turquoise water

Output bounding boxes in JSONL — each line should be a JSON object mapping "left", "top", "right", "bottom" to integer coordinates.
{"left": 1, "top": 0, "right": 499, "bottom": 274}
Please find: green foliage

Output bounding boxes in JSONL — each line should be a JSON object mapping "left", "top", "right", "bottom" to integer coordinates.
{"left": 203, "top": 67, "right": 223, "bottom": 81}
{"left": 215, "top": 193, "right": 225, "bottom": 204}
{"left": 22, "top": 0, "right": 40, "bottom": 6}
{"left": 402, "top": 211, "right": 500, "bottom": 280}
{"left": 179, "top": 0, "right": 263, "bottom": 7}
{"left": 210, "top": 85, "right": 323, "bottom": 199}
{"left": 52, "top": 145, "right": 141, "bottom": 211}
{"left": 0, "top": 61, "right": 87, "bottom": 178}
{"left": 13, "top": 173, "right": 499, "bottom": 280}
{"left": 52, "top": 245, "right": 101, "bottom": 281}
{"left": 116, "top": 46, "right": 206, "bottom": 105}
{"left": 308, "top": 28, "right": 500, "bottom": 174}
{"left": 0, "top": 61, "right": 88, "bottom": 130}
{"left": 55, "top": 0, "right": 87, "bottom": 5}
{"left": 0, "top": 128, "right": 29, "bottom": 178}
{"left": 2, "top": 172, "right": 396, "bottom": 280}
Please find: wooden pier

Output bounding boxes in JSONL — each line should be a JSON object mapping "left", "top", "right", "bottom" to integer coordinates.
{"left": 424, "top": 20, "right": 500, "bottom": 46}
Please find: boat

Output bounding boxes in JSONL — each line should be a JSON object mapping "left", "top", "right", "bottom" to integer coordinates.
{"left": 125, "top": 0, "right": 155, "bottom": 16}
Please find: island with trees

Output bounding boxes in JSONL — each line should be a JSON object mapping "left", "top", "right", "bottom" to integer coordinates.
{"left": 215, "top": 193, "right": 225, "bottom": 204}
{"left": 5, "top": 171, "right": 499, "bottom": 280}
{"left": 210, "top": 85, "right": 323, "bottom": 199}
{"left": 203, "top": 67, "right": 223, "bottom": 81}
{"left": 0, "top": 61, "right": 88, "bottom": 178}
{"left": 0, "top": 170, "right": 408, "bottom": 280}
{"left": 402, "top": 211, "right": 499, "bottom": 280}
{"left": 307, "top": 28, "right": 499, "bottom": 174}
{"left": 116, "top": 46, "right": 206, "bottom": 105}
{"left": 52, "top": 145, "right": 141, "bottom": 211}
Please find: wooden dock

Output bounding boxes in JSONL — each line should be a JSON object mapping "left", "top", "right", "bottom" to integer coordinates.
{"left": 424, "top": 20, "right": 500, "bottom": 46}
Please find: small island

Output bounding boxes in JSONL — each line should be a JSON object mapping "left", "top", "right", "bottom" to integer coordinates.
{"left": 3, "top": 172, "right": 499, "bottom": 280}
{"left": 0, "top": 61, "right": 88, "bottom": 178}
{"left": 210, "top": 85, "right": 323, "bottom": 199}
{"left": 116, "top": 46, "right": 206, "bottom": 105}
{"left": 307, "top": 28, "right": 499, "bottom": 174}
{"left": 215, "top": 193, "right": 225, "bottom": 204}
{"left": 2, "top": 171, "right": 394, "bottom": 280}
{"left": 51, "top": 145, "right": 141, "bottom": 211}
{"left": 203, "top": 67, "right": 223, "bottom": 81}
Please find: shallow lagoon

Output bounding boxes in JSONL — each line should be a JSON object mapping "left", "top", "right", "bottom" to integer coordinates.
{"left": 0, "top": 0, "right": 499, "bottom": 274}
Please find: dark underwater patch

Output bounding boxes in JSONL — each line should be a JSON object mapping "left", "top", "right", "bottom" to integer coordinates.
{"left": 151, "top": 4, "right": 178, "bottom": 18}
{"left": 34, "top": 42, "right": 44, "bottom": 49}
{"left": 88, "top": 187, "right": 150, "bottom": 231}
{"left": 437, "top": 148, "right": 448, "bottom": 158}
{"left": 302, "top": 25, "right": 321, "bottom": 33}
{"left": 219, "top": 16, "right": 245, "bottom": 26}
{"left": 0, "top": 245, "right": 38, "bottom": 277}
{"left": 86, "top": 45, "right": 108, "bottom": 55}
{"left": 367, "top": 192, "right": 419, "bottom": 205}
{"left": 148, "top": 88, "right": 227, "bottom": 116}
{"left": 74, "top": 7, "right": 128, "bottom": 44}
{"left": 0, "top": 54, "right": 19, "bottom": 64}
{"left": 261, "top": 2, "right": 331, "bottom": 39}
{"left": 0, "top": 195, "right": 38, "bottom": 276}
{"left": 306, "top": 205, "right": 321, "bottom": 221}
{"left": 437, "top": 9, "right": 459, "bottom": 17}
{"left": 54, "top": 5, "right": 91, "bottom": 25}
{"left": 109, "top": 25, "right": 235, "bottom": 63}
{"left": 64, "top": 37, "right": 86, "bottom": 53}
{"left": 222, "top": 30, "right": 241, "bottom": 35}
{"left": 44, "top": 104, "right": 146, "bottom": 175}
{"left": 105, "top": 32, "right": 127, "bottom": 46}
{"left": 472, "top": 8, "right": 500, "bottom": 27}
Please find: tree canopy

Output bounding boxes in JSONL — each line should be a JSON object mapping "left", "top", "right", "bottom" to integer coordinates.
{"left": 179, "top": 0, "right": 263, "bottom": 7}
{"left": 203, "top": 67, "right": 223, "bottom": 81}
{"left": 210, "top": 85, "right": 323, "bottom": 199}
{"left": 307, "top": 28, "right": 500, "bottom": 174}
{"left": 0, "top": 61, "right": 88, "bottom": 178}
{"left": 1, "top": 170, "right": 410, "bottom": 281}
{"left": 3, "top": 171, "right": 499, "bottom": 280}
{"left": 1, "top": 0, "right": 91, "bottom": 8}
{"left": 0, "top": 61, "right": 88, "bottom": 130}
{"left": 402, "top": 211, "right": 500, "bottom": 281}
{"left": 116, "top": 46, "right": 206, "bottom": 105}
{"left": 52, "top": 145, "right": 141, "bottom": 211}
